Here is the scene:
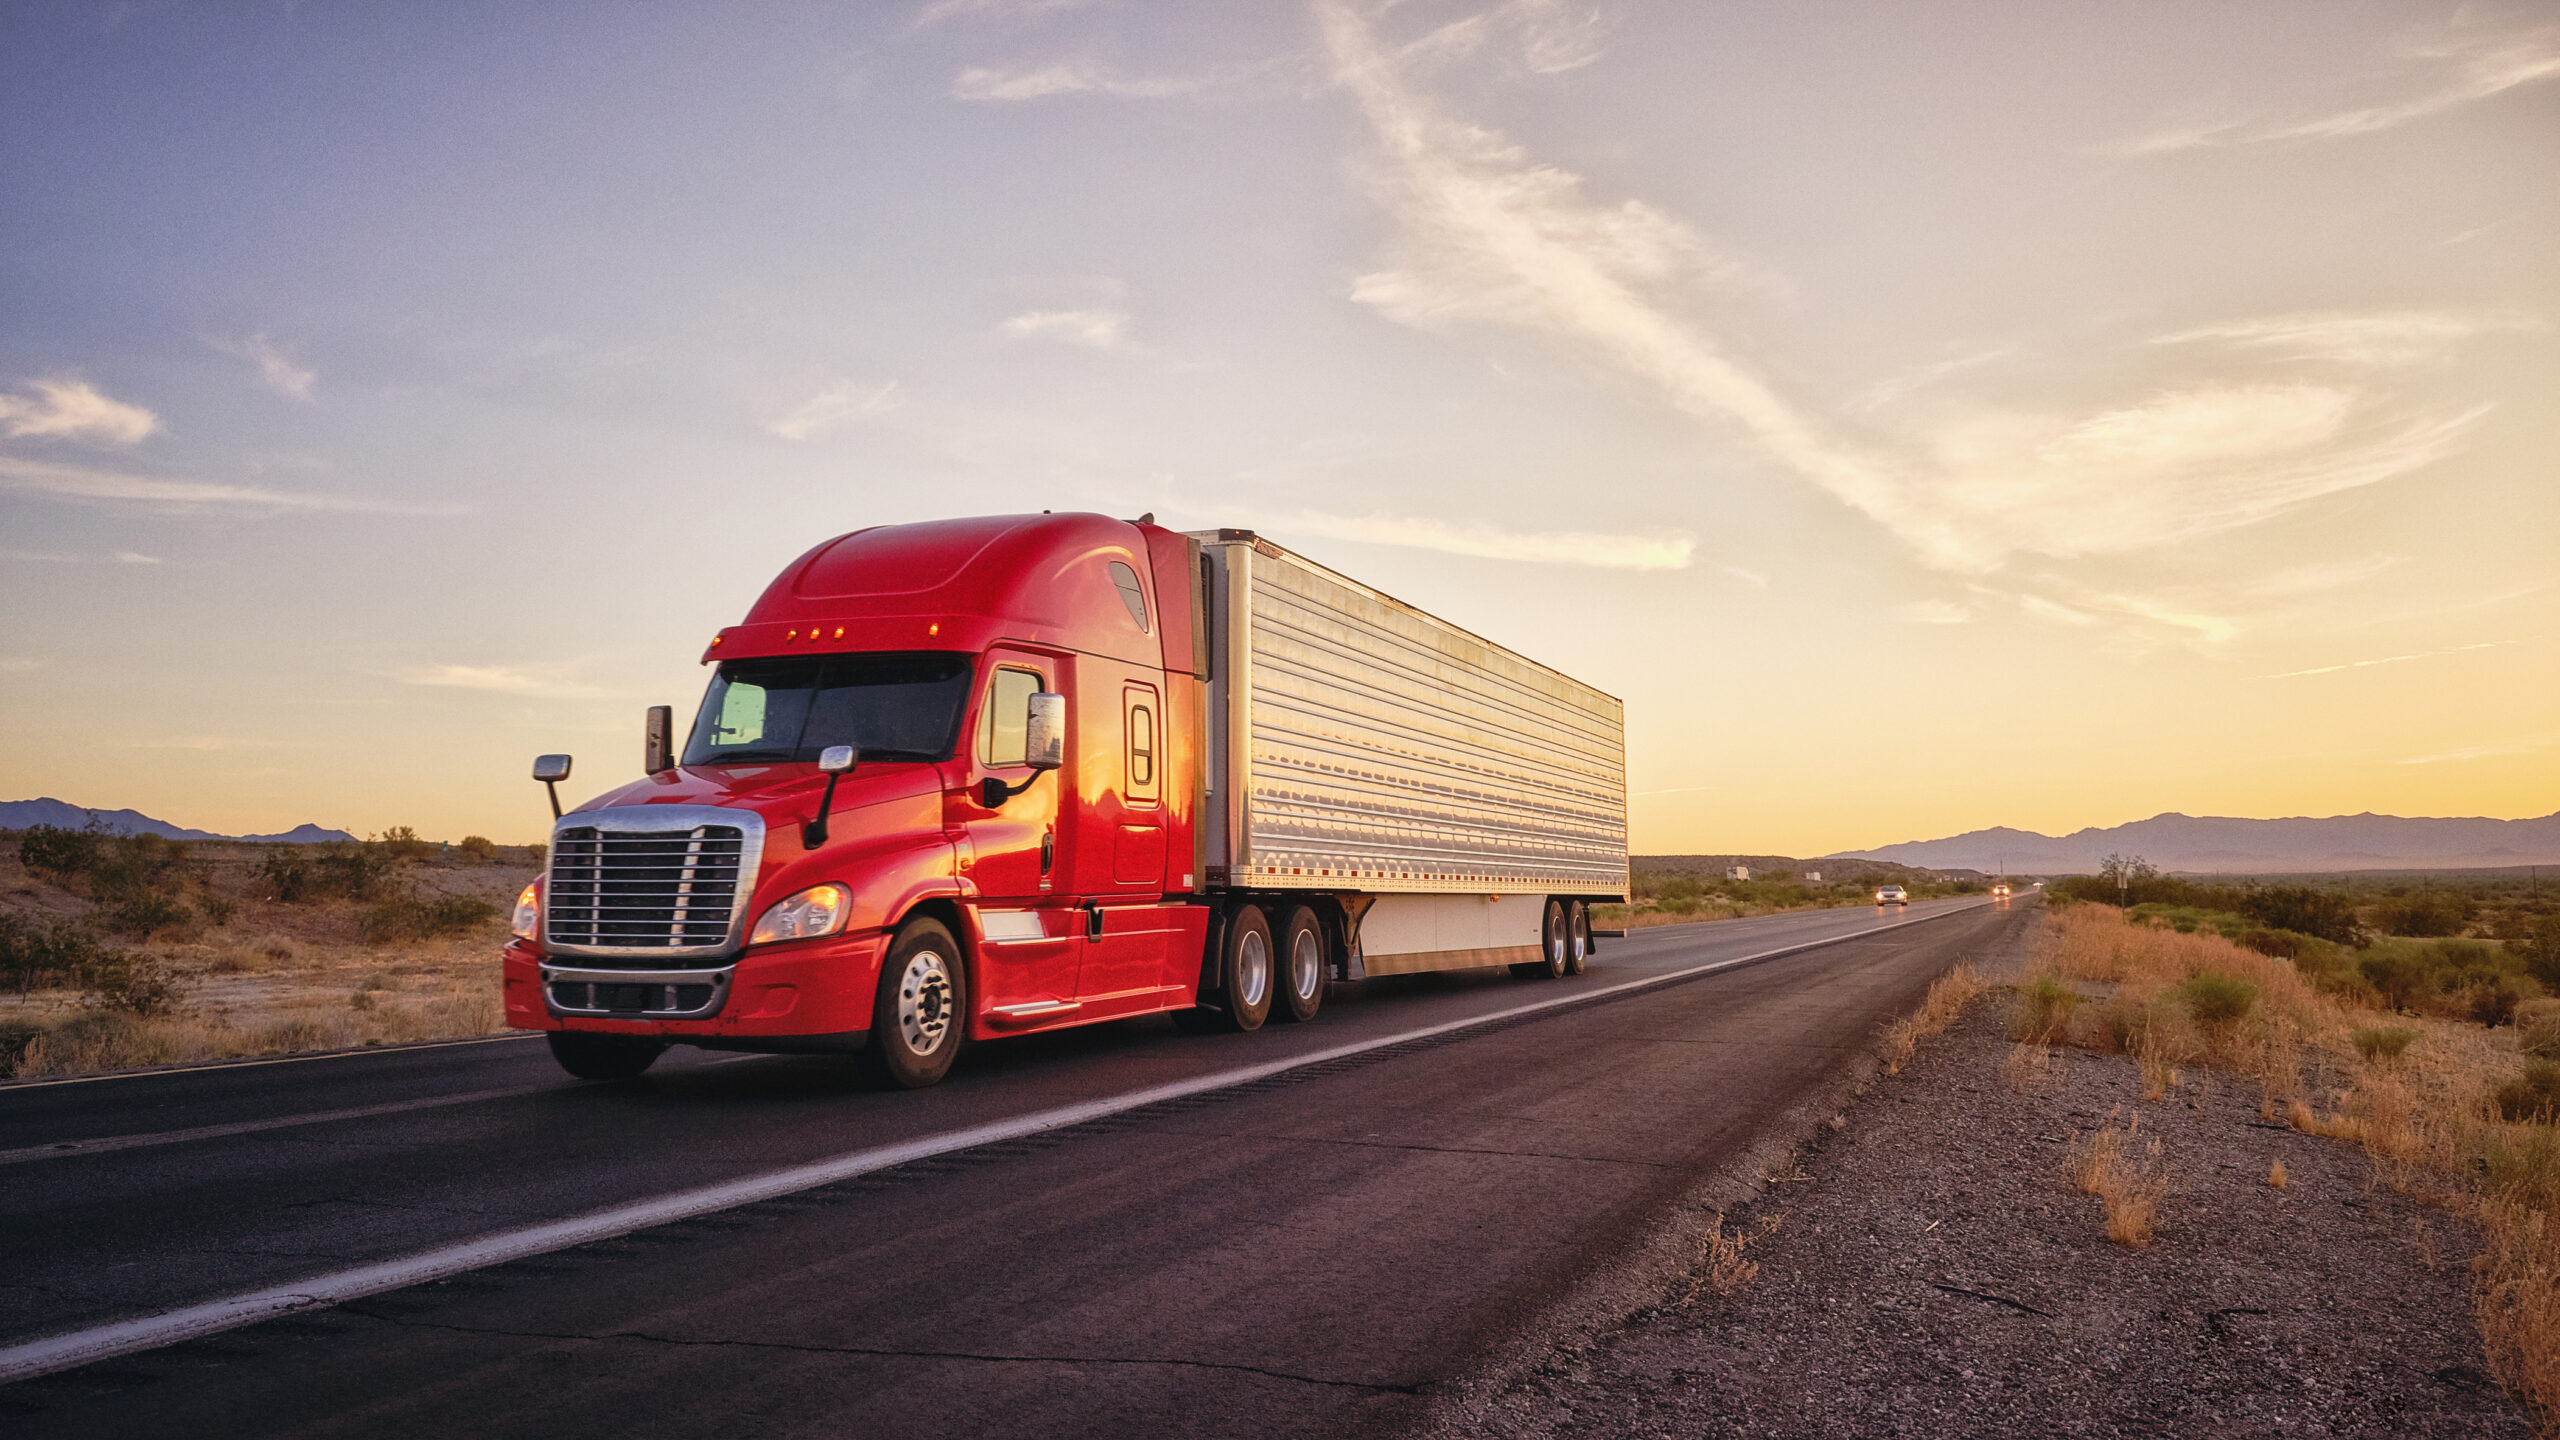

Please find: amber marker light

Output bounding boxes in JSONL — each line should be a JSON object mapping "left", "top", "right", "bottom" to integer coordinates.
{"left": 834, "top": 626, "right": 845, "bottom": 639}
{"left": 929, "top": 623, "right": 940, "bottom": 636}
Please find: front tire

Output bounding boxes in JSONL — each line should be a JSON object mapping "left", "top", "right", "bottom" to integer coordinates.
{"left": 1275, "top": 905, "right": 1326, "bottom": 1023}
{"left": 865, "top": 918, "right": 967, "bottom": 1089}
{"left": 547, "top": 1031, "right": 665, "bottom": 1081}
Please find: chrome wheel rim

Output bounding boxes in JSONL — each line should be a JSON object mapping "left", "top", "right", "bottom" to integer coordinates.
{"left": 1546, "top": 905, "right": 1567, "bottom": 972}
{"left": 1237, "top": 928, "right": 1271, "bottom": 1009}
{"left": 1290, "top": 927, "right": 1323, "bottom": 1002}
{"left": 897, "top": 948, "right": 956, "bottom": 1056}
{"left": 1568, "top": 908, "right": 1588, "bottom": 969}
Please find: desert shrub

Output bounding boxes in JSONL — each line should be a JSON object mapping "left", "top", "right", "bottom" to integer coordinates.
{"left": 2500, "top": 1061, "right": 2560, "bottom": 1124}
{"left": 106, "top": 893, "right": 193, "bottom": 936}
{"left": 2361, "top": 949, "right": 2429, "bottom": 1012}
{"left": 2240, "top": 886, "right": 2362, "bottom": 945}
{"left": 456, "top": 835, "right": 498, "bottom": 864}
{"left": 83, "top": 950, "right": 184, "bottom": 1016}
{"left": 86, "top": 833, "right": 189, "bottom": 903}
{"left": 2525, "top": 913, "right": 2560, "bottom": 989}
{"left": 2526, "top": 1015, "right": 2560, "bottom": 1062}
{"left": 2377, "top": 890, "right": 2473, "bottom": 939}
{"left": 2475, "top": 981, "right": 2527, "bottom": 1029}
{"left": 262, "top": 841, "right": 399, "bottom": 903}
{"left": 2011, "top": 973, "right": 2083, "bottom": 1043}
{"left": 0, "top": 914, "right": 130, "bottom": 995}
{"left": 16, "top": 823, "right": 104, "bottom": 876}
{"left": 358, "top": 895, "right": 498, "bottom": 943}
{"left": 198, "top": 892, "right": 237, "bottom": 926}
{"left": 524, "top": 842, "right": 547, "bottom": 866}
{"left": 2183, "top": 970, "right": 2259, "bottom": 1027}
{"left": 377, "top": 826, "right": 434, "bottom": 862}
{"left": 2353, "top": 1026, "right": 2416, "bottom": 1062}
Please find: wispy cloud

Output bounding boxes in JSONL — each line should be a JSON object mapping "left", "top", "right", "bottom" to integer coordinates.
{"left": 1895, "top": 599, "right": 1971, "bottom": 625}
{"left": 207, "top": 333, "right": 317, "bottom": 401}
{"left": 912, "top": 0, "right": 1093, "bottom": 26}
{"left": 2115, "top": 24, "right": 2560, "bottom": 154}
{"left": 1392, "top": 0, "right": 1615, "bottom": 77}
{"left": 0, "top": 455, "right": 463, "bottom": 514}
{"left": 0, "top": 377, "right": 159, "bottom": 445}
{"left": 2153, "top": 310, "right": 2528, "bottom": 368}
{"left": 390, "top": 664, "right": 608, "bottom": 699}
{"left": 0, "top": 657, "right": 38, "bottom": 674}
{"left": 1001, "top": 308, "right": 1130, "bottom": 349}
{"left": 2266, "top": 639, "right": 2515, "bottom": 679}
{"left": 767, "top": 380, "right": 901, "bottom": 441}
{"left": 1277, "top": 509, "right": 1694, "bottom": 571}
{"left": 1719, "top": 564, "right": 1768, "bottom": 587}
{"left": 953, "top": 62, "right": 1206, "bottom": 101}
{"left": 2397, "top": 738, "right": 2549, "bottom": 766}
{"left": 1316, "top": 2, "right": 2485, "bottom": 590}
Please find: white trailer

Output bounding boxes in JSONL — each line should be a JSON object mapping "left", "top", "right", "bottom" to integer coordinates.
{"left": 1192, "top": 530, "right": 1629, "bottom": 977}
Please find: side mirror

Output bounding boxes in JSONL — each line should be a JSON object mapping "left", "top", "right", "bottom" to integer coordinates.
{"left": 532, "top": 754, "right": 572, "bottom": 819}
{"left": 804, "top": 744, "right": 858, "bottom": 849}
{"left": 1024, "top": 692, "right": 1065, "bottom": 772}
{"left": 644, "top": 706, "right": 674, "bottom": 775}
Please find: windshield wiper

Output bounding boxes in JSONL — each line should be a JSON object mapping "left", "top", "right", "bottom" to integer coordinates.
{"left": 699, "top": 749, "right": 793, "bottom": 762}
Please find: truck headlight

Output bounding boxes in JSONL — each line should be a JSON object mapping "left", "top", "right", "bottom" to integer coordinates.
{"left": 751, "top": 884, "right": 853, "bottom": 945}
{"left": 511, "top": 882, "right": 541, "bottom": 941}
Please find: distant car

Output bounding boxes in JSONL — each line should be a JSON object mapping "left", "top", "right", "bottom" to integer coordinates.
{"left": 1875, "top": 885, "right": 1909, "bottom": 906}
{"left": 1992, "top": 883, "right": 2011, "bottom": 898}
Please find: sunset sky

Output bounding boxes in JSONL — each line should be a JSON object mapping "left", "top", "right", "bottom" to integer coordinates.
{"left": 2, "top": 1, "right": 2553, "bottom": 852}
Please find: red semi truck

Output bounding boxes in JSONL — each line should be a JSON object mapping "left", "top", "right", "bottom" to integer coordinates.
{"left": 502, "top": 513, "right": 1628, "bottom": 1087}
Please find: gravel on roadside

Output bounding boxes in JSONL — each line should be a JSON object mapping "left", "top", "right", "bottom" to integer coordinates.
{"left": 1421, "top": 921, "right": 2529, "bottom": 1440}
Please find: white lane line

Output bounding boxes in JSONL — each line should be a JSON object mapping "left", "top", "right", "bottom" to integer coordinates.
{"left": 0, "top": 899, "right": 1994, "bottom": 1385}
{"left": 0, "top": 1032, "right": 542, "bottom": 1092}
{"left": 0, "top": 1086, "right": 553, "bottom": 1168}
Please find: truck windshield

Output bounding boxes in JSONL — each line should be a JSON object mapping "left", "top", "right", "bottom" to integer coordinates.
{"left": 684, "top": 652, "right": 974, "bottom": 766}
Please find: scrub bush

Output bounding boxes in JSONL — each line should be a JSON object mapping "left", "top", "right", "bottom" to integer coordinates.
{"left": 2011, "top": 973, "right": 2083, "bottom": 1044}
{"left": 358, "top": 895, "right": 498, "bottom": 943}
{"left": 2499, "top": 1061, "right": 2560, "bottom": 1124}
{"left": 2182, "top": 970, "right": 2259, "bottom": 1027}
{"left": 2352, "top": 1026, "right": 2416, "bottom": 1062}
{"left": 376, "top": 826, "right": 434, "bottom": 862}
{"left": 456, "top": 835, "right": 498, "bottom": 864}
{"left": 2377, "top": 890, "right": 2473, "bottom": 938}
{"left": 16, "top": 824, "right": 103, "bottom": 876}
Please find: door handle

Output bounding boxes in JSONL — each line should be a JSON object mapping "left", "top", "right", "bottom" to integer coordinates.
{"left": 1041, "top": 830, "right": 1055, "bottom": 875}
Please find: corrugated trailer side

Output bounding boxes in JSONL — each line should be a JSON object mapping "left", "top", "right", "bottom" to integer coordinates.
{"left": 1193, "top": 531, "right": 1627, "bottom": 975}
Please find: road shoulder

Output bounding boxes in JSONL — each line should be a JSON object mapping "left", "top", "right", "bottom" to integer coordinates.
{"left": 1418, "top": 908, "right": 2527, "bottom": 1438}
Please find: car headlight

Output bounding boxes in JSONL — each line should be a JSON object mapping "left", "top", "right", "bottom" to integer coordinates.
{"left": 750, "top": 884, "right": 853, "bottom": 946}
{"left": 511, "top": 881, "right": 541, "bottom": 941}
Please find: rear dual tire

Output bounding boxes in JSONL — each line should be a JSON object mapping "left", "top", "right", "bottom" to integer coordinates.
{"left": 1512, "top": 899, "right": 1589, "bottom": 980}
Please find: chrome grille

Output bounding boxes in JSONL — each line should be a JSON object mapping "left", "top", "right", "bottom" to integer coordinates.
{"left": 544, "top": 810, "right": 760, "bottom": 959}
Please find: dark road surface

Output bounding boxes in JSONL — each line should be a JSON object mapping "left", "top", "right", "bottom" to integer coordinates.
{"left": 1, "top": 896, "right": 2032, "bottom": 1438}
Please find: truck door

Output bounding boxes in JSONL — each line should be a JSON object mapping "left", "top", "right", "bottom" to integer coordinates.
{"left": 964, "top": 653, "right": 1074, "bottom": 1007}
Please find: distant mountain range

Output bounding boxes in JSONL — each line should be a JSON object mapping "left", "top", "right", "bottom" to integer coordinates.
{"left": 0, "top": 798, "right": 356, "bottom": 845}
{"left": 1833, "top": 812, "right": 2560, "bottom": 875}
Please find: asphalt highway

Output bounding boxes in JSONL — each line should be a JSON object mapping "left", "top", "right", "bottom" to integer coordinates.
{"left": 0, "top": 894, "right": 2033, "bottom": 1437}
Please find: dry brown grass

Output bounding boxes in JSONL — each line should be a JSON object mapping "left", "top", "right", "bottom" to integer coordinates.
{"left": 2269, "top": 1159, "right": 2289, "bottom": 1189}
{"left": 1693, "top": 1212, "right": 1780, "bottom": 1296}
{"left": 1879, "top": 962, "right": 1987, "bottom": 1076}
{"left": 2042, "top": 904, "right": 2560, "bottom": 1432}
{"left": 2068, "top": 1110, "right": 2175, "bottom": 1248}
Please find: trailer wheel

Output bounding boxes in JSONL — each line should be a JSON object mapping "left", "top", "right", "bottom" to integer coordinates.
{"left": 1275, "top": 905, "right": 1326, "bottom": 1023}
{"left": 1513, "top": 898, "right": 1571, "bottom": 980}
{"left": 1214, "top": 904, "right": 1274, "bottom": 1032}
{"left": 1566, "top": 901, "right": 1590, "bottom": 976}
{"left": 546, "top": 1032, "right": 665, "bottom": 1081}
{"left": 864, "top": 917, "right": 967, "bottom": 1089}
